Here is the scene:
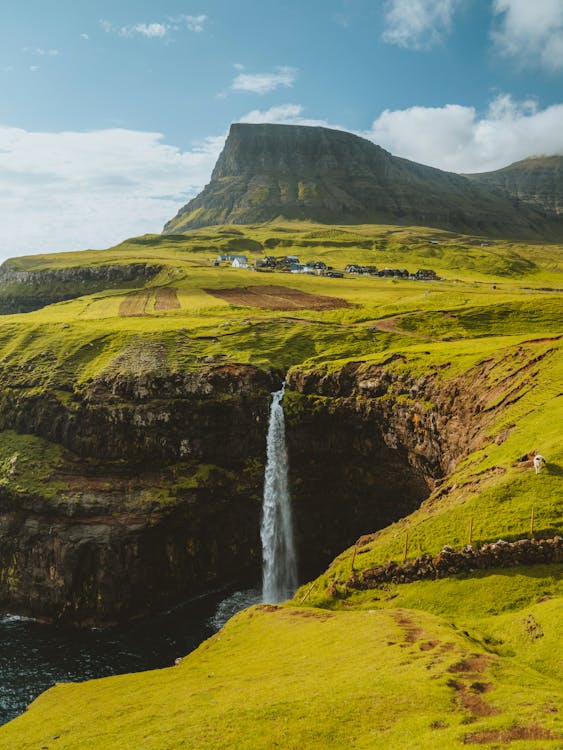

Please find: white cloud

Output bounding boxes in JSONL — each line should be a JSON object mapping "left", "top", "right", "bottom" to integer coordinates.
{"left": 239, "top": 103, "right": 333, "bottom": 128}
{"left": 0, "top": 126, "right": 223, "bottom": 263}
{"left": 365, "top": 95, "right": 563, "bottom": 172}
{"left": 176, "top": 14, "right": 207, "bottom": 33}
{"left": 492, "top": 0, "right": 563, "bottom": 71}
{"left": 127, "top": 22, "right": 168, "bottom": 38}
{"left": 382, "top": 0, "right": 463, "bottom": 49}
{"left": 100, "top": 14, "right": 207, "bottom": 40}
{"left": 231, "top": 66, "right": 297, "bottom": 95}
{"left": 22, "top": 47, "right": 60, "bottom": 56}
{"left": 80, "top": 33, "right": 90, "bottom": 40}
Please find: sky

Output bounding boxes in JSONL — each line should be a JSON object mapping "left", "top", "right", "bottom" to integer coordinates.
{"left": 1, "top": 0, "right": 563, "bottom": 261}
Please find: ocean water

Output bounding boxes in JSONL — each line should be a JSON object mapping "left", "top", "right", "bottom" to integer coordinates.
{"left": 0, "top": 584, "right": 260, "bottom": 726}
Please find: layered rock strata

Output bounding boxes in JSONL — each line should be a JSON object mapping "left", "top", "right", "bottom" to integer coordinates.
{"left": 0, "top": 351, "right": 538, "bottom": 625}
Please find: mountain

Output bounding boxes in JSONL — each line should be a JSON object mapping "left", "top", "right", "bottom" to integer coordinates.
{"left": 163, "top": 123, "right": 559, "bottom": 238}
{"left": 465, "top": 155, "right": 563, "bottom": 217}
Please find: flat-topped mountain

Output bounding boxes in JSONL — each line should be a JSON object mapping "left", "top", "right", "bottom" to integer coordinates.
{"left": 163, "top": 123, "right": 559, "bottom": 238}
{"left": 465, "top": 155, "right": 563, "bottom": 217}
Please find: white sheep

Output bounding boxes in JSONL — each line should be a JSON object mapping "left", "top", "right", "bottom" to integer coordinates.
{"left": 533, "top": 454, "right": 546, "bottom": 474}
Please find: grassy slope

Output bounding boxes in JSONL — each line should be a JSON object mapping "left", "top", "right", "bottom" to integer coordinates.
{"left": 288, "top": 334, "right": 562, "bottom": 607}
{"left": 1, "top": 578, "right": 561, "bottom": 750}
{"left": 0, "top": 222, "right": 562, "bottom": 748}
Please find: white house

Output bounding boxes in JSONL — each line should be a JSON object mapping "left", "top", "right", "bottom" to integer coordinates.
{"left": 231, "top": 255, "right": 248, "bottom": 269}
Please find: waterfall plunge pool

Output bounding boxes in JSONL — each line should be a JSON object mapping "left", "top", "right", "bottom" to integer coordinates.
{"left": 0, "top": 582, "right": 260, "bottom": 726}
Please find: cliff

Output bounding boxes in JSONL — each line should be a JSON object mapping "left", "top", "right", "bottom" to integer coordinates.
{"left": 0, "top": 223, "right": 560, "bottom": 626}
{"left": 163, "top": 123, "right": 559, "bottom": 238}
{"left": 0, "top": 262, "right": 160, "bottom": 314}
{"left": 1, "top": 333, "right": 560, "bottom": 625}
{"left": 465, "top": 155, "right": 563, "bottom": 217}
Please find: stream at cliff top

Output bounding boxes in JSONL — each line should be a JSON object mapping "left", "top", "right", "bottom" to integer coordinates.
{"left": 0, "top": 583, "right": 260, "bottom": 726}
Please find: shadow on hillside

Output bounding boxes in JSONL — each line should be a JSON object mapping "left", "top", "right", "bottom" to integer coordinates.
{"left": 545, "top": 462, "right": 563, "bottom": 477}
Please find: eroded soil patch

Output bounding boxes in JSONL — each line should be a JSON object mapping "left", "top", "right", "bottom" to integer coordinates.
{"left": 463, "top": 725, "right": 559, "bottom": 744}
{"left": 449, "top": 679, "right": 499, "bottom": 717}
{"left": 392, "top": 610, "right": 424, "bottom": 643}
{"left": 119, "top": 291, "right": 150, "bottom": 317}
{"left": 154, "top": 287, "right": 181, "bottom": 311}
{"left": 204, "top": 285, "right": 352, "bottom": 311}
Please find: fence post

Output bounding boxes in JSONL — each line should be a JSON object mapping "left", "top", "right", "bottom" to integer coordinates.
{"left": 350, "top": 541, "right": 358, "bottom": 574}
{"left": 530, "top": 506, "right": 535, "bottom": 539}
{"left": 468, "top": 516, "right": 474, "bottom": 546}
{"left": 402, "top": 528, "right": 409, "bottom": 564}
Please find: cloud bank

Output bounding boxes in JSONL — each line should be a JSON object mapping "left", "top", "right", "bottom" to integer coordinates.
{"left": 366, "top": 95, "right": 563, "bottom": 172}
{"left": 491, "top": 0, "right": 563, "bottom": 71}
{"left": 0, "top": 127, "right": 222, "bottom": 262}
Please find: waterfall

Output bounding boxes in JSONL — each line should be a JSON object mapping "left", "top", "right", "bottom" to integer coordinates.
{"left": 261, "top": 386, "right": 298, "bottom": 603}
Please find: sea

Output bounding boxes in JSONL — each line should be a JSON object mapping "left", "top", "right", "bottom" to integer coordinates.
{"left": 0, "top": 583, "right": 261, "bottom": 726}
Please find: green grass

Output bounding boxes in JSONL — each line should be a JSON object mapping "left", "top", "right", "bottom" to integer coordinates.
{"left": 0, "top": 430, "right": 64, "bottom": 498}
{"left": 290, "top": 334, "right": 562, "bottom": 605}
{"left": 0, "top": 222, "right": 561, "bottom": 384}
{"left": 2, "top": 576, "right": 561, "bottom": 749}
{"left": 0, "top": 221, "right": 562, "bottom": 748}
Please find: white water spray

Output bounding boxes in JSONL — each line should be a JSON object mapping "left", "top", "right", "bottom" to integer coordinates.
{"left": 261, "top": 386, "right": 298, "bottom": 603}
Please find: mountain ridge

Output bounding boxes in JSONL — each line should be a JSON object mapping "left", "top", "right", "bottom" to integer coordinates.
{"left": 163, "top": 123, "right": 562, "bottom": 238}
{"left": 465, "top": 154, "right": 563, "bottom": 218}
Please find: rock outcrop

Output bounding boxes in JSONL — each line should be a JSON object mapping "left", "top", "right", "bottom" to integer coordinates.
{"left": 0, "top": 365, "right": 277, "bottom": 625}
{"left": 164, "top": 123, "right": 559, "bottom": 238}
{"left": 0, "top": 263, "right": 160, "bottom": 314}
{"left": 283, "top": 358, "right": 492, "bottom": 575}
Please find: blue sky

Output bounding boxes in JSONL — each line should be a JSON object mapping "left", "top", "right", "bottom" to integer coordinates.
{"left": 1, "top": 0, "right": 563, "bottom": 260}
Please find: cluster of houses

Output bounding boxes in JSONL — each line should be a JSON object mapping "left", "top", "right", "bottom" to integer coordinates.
{"left": 345, "top": 265, "right": 439, "bottom": 280}
{"left": 215, "top": 254, "right": 439, "bottom": 281}
{"left": 216, "top": 254, "right": 329, "bottom": 275}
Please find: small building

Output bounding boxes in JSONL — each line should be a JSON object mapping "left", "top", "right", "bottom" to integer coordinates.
{"left": 231, "top": 255, "right": 248, "bottom": 269}
{"left": 415, "top": 268, "right": 438, "bottom": 280}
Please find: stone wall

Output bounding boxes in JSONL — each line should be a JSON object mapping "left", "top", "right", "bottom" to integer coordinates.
{"left": 348, "top": 537, "right": 563, "bottom": 590}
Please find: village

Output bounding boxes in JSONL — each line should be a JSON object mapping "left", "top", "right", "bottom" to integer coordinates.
{"left": 215, "top": 253, "right": 440, "bottom": 281}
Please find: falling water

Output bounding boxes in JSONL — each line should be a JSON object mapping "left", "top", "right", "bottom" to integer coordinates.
{"left": 261, "top": 386, "right": 298, "bottom": 603}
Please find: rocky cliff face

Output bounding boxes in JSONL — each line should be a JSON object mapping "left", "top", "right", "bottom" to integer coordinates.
{"left": 0, "top": 365, "right": 276, "bottom": 625}
{"left": 0, "top": 356, "right": 494, "bottom": 625}
{"left": 465, "top": 156, "right": 563, "bottom": 218}
{"left": 0, "top": 263, "right": 160, "bottom": 314}
{"left": 164, "top": 123, "right": 558, "bottom": 238}
{"left": 284, "top": 358, "right": 490, "bottom": 575}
